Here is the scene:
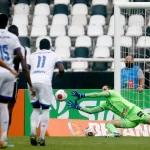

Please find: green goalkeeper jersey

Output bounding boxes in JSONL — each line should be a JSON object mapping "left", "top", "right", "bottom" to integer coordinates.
{"left": 100, "top": 90, "right": 135, "bottom": 118}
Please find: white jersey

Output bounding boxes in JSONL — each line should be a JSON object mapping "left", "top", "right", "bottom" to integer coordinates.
{"left": 29, "top": 49, "right": 62, "bottom": 86}
{"left": 0, "top": 29, "right": 21, "bottom": 72}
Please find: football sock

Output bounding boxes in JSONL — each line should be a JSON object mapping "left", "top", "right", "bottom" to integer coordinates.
{"left": 30, "top": 108, "right": 40, "bottom": 136}
{"left": 40, "top": 109, "right": 49, "bottom": 139}
{"left": 106, "top": 124, "right": 118, "bottom": 133}
{"left": 0, "top": 103, "right": 9, "bottom": 141}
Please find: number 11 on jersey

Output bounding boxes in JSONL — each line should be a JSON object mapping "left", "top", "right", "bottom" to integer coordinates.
{"left": 37, "top": 56, "right": 46, "bottom": 68}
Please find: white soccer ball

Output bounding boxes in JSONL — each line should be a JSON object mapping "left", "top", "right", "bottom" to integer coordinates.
{"left": 84, "top": 127, "right": 96, "bottom": 137}
{"left": 55, "top": 89, "right": 67, "bottom": 102}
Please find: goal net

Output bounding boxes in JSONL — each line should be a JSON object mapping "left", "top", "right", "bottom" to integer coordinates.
{"left": 114, "top": 2, "right": 150, "bottom": 111}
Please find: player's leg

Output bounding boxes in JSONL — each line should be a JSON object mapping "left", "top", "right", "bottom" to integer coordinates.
{"left": 0, "top": 73, "right": 15, "bottom": 147}
{"left": 8, "top": 78, "right": 18, "bottom": 130}
{"left": 38, "top": 84, "right": 52, "bottom": 146}
{"left": 7, "top": 78, "right": 18, "bottom": 147}
{"left": 105, "top": 119, "right": 137, "bottom": 137}
{"left": 30, "top": 83, "right": 41, "bottom": 146}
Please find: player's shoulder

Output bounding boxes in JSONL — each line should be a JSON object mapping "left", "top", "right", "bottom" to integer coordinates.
{"left": 108, "top": 90, "right": 118, "bottom": 95}
{"left": 6, "top": 31, "right": 18, "bottom": 40}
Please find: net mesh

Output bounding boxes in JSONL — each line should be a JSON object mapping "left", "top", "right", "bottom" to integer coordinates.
{"left": 119, "top": 8, "right": 150, "bottom": 110}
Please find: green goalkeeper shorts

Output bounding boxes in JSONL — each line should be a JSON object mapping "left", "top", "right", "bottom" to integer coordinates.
{"left": 120, "top": 106, "right": 150, "bottom": 128}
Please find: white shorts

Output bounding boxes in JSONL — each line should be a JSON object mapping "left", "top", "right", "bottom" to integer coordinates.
{"left": 30, "top": 83, "right": 52, "bottom": 106}
{"left": 0, "top": 72, "right": 15, "bottom": 101}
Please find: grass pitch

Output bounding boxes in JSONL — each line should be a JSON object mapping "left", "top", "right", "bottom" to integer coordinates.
{"left": 8, "top": 136, "right": 150, "bottom": 150}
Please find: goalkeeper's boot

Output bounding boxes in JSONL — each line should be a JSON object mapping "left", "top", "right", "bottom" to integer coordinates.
{"left": 30, "top": 135, "right": 37, "bottom": 146}
{"left": 0, "top": 141, "right": 7, "bottom": 148}
{"left": 38, "top": 138, "right": 45, "bottom": 146}
{"left": 104, "top": 132, "right": 120, "bottom": 138}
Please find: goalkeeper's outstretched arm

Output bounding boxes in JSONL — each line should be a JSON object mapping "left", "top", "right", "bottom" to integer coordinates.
{"left": 85, "top": 91, "right": 110, "bottom": 98}
{"left": 80, "top": 106, "right": 104, "bottom": 114}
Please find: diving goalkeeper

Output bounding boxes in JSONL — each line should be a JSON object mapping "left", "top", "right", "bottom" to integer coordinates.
{"left": 67, "top": 85, "right": 150, "bottom": 137}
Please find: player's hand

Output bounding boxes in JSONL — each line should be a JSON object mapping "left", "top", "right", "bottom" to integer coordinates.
{"left": 67, "top": 100, "right": 81, "bottom": 110}
{"left": 71, "top": 90, "right": 85, "bottom": 100}
{"left": 137, "top": 87, "right": 143, "bottom": 93}
{"left": 10, "top": 69, "right": 18, "bottom": 77}
{"left": 30, "top": 87, "right": 36, "bottom": 97}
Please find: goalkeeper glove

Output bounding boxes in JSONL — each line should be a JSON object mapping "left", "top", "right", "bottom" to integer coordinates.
{"left": 71, "top": 90, "right": 85, "bottom": 100}
{"left": 67, "top": 100, "right": 81, "bottom": 110}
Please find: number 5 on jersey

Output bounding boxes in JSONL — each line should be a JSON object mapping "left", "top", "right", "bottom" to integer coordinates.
{"left": 37, "top": 56, "right": 46, "bottom": 68}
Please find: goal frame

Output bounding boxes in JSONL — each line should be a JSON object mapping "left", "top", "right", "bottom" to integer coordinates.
{"left": 114, "top": 2, "right": 150, "bottom": 93}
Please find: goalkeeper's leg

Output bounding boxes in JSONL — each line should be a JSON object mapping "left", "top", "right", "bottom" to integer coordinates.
{"left": 105, "top": 119, "right": 137, "bottom": 137}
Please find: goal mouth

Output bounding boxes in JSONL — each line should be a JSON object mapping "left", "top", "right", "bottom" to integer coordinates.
{"left": 114, "top": 2, "right": 150, "bottom": 110}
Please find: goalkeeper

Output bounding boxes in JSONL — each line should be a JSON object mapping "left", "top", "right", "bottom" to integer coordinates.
{"left": 67, "top": 85, "right": 150, "bottom": 137}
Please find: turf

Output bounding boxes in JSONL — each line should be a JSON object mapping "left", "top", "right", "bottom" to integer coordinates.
{"left": 7, "top": 136, "right": 150, "bottom": 150}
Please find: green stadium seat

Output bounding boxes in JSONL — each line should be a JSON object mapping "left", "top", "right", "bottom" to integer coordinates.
{"left": 53, "top": 4, "right": 69, "bottom": 15}
{"left": 74, "top": 47, "right": 89, "bottom": 58}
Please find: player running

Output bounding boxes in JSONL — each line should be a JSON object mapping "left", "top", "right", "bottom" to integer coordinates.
{"left": 0, "top": 14, "right": 35, "bottom": 148}
{"left": 67, "top": 85, "right": 150, "bottom": 137}
{"left": 29, "top": 39, "right": 64, "bottom": 146}
{"left": 7, "top": 25, "right": 29, "bottom": 147}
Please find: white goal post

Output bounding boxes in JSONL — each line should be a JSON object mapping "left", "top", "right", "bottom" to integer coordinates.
{"left": 114, "top": 2, "right": 150, "bottom": 93}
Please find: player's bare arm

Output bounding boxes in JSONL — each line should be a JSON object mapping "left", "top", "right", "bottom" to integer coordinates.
{"left": 0, "top": 59, "right": 18, "bottom": 77}
{"left": 15, "top": 49, "right": 36, "bottom": 96}
{"left": 55, "top": 62, "right": 64, "bottom": 78}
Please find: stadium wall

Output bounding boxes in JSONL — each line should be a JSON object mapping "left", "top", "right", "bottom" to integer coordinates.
{"left": 24, "top": 89, "right": 150, "bottom": 137}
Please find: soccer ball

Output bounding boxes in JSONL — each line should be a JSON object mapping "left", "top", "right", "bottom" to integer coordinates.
{"left": 55, "top": 89, "right": 67, "bottom": 102}
{"left": 84, "top": 127, "right": 96, "bottom": 137}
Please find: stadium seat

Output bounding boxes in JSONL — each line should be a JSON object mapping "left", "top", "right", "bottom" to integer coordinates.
{"left": 128, "top": 15, "right": 144, "bottom": 27}
{"left": 15, "top": 0, "right": 30, "bottom": 5}
{"left": 134, "top": 48, "right": 150, "bottom": 58}
{"left": 109, "top": 15, "right": 125, "bottom": 26}
{"left": 55, "top": 47, "right": 70, "bottom": 58}
{"left": 146, "top": 27, "right": 150, "bottom": 36}
{"left": 71, "top": 61, "right": 88, "bottom": 72}
{"left": 52, "top": 14, "right": 68, "bottom": 26}
{"left": 12, "top": 14, "right": 28, "bottom": 26}
{"left": 133, "top": 0, "right": 148, "bottom": 2}
{"left": 50, "top": 25, "right": 66, "bottom": 37}
{"left": 71, "top": 15, "right": 87, "bottom": 26}
{"left": 92, "top": 5, "right": 107, "bottom": 17}
{"left": 0, "top": 3, "right": 10, "bottom": 16}
{"left": 71, "top": 0, "right": 89, "bottom": 6}
{"left": 107, "top": 26, "right": 124, "bottom": 37}
{"left": 92, "top": 62, "right": 108, "bottom": 71}
{"left": 121, "top": 47, "right": 129, "bottom": 58}
{"left": 34, "top": 4, "right": 50, "bottom": 16}
{"left": 87, "top": 25, "right": 103, "bottom": 37}
{"left": 113, "top": 0, "right": 129, "bottom": 3}
{"left": 72, "top": 4, "right": 88, "bottom": 15}
{"left": 89, "top": 15, "right": 105, "bottom": 26}
{"left": 120, "top": 36, "right": 132, "bottom": 48}
{"left": 32, "top": 15, "right": 48, "bottom": 26}
{"left": 74, "top": 47, "right": 89, "bottom": 58}
{"left": 68, "top": 25, "right": 85, "bottom": 37}
{"left": 75, "top": 36, "right": 91, "bottom": 48}
{"left": 53, "top": 4, "right": 69, "bottom": 15}
{"left": 16, "top": 25, "right": 28, "bottom": 36}
{"left": 92, "top": 0, "right": 108, "bottom": 6}
{"left": 35, "top": 0, "right": 50, "bottom": 5}
{"left": 93, "top": 47, "right": 110, "bottom": 58}
{"left": 36, "top": 36, "right": 52, "bottom": 48}
{"left": 136, "top": 36, "right": 150, "bottom": 48}
{"left": 111, "top": 62, "right": 125, "bottom": 71}
{"left": 126, "top": 26, "right": 142, "bottom": 37}
{"left": 96, "top": 35, "right": 112, "bottom": 47}
{"left": 19, "top": 37, "right": 30, "bottom": 48}
{"left": 14, "top": 3, "right": 29, "bottom": 15}
{"left": 55, "top": 36, "right": 71, "bottom": 48}
{"left": 54, "top": 0, "right": 70, "bottom": 5}
{"left": 31, "top": 26, "right": 47, "bottom": 37}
